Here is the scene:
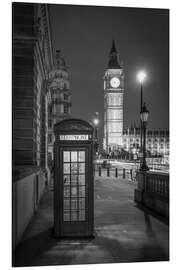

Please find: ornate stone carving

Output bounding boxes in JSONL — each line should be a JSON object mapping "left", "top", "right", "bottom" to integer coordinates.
{"left": 54, "top": 119, "right": 93, "bottom": 133}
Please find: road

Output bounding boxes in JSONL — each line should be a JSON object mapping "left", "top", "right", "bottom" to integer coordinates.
{"left": 13, "top": 175, "right": 169, "bottom": 266}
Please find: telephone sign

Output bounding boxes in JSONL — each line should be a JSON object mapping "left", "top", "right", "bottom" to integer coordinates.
{"left": 54, "top": 119, "right": 94, "bottom": 238}
{"left": 59, "top": 134, "right": 89, "bottom": 141}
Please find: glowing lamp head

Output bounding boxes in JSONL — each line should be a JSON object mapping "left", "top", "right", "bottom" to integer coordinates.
{"left": 140, "top": 103, "right": 149, "bottom": 123}
{"left": 93, "top": 118, "right": 99, "bottom": 126}
{"left": 137, "top": 71, "right": 146, "bottom": 84}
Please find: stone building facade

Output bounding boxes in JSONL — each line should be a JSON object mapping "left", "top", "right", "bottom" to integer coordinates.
{"left": 47, "top": 50, "right": 71, "bottom": 162}
{"left": 13, "top": 3, "right": 53, "bottom": 248}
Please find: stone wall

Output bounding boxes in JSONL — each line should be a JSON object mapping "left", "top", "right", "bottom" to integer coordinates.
{"left": 13, "top": 170, "right": 46, "bottom": 249}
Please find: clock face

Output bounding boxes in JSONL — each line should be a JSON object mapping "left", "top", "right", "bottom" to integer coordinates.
{"left": 110, "top": 77, "right": 120, "bottom": 88}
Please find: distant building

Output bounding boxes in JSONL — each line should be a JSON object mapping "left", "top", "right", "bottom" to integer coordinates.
{"left": 103, "top": 41, "right": 169, "bottom": 158}
{"left": 47, "top": 50, "right": 71, "bottom": 161}
{"left": 13, "top": 3, "right": 53, "bottom": 248}
{"left": 123, "top": 126, "right": 169, "bottom": 156}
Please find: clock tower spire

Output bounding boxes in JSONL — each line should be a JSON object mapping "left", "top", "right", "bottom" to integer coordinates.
{"left": 103, "top": 40, "right": 124, "bottom": 154}
{"left": 108, "top": 39, "right": 121, "bottom": 69}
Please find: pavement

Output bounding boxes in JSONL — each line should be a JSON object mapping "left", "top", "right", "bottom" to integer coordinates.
{"left": 13, "top": 175, "right": 169, "bottom": 267}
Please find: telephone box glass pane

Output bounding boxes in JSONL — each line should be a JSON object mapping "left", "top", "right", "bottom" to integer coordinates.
{"left": 64, "top": 186, "right": 70, "bottom": 197}
{"left": 79, "top": 163, "right": 85, "bottom": 173}
{"left": 71, "top": 211, "right": 78, "bottom": 221}
{"left": 71, "top": 175, "right": 78, "bottom": 185}
{"left": 64, "top": 175, "right": 70, "bottom": 185}
{"left": 71, "top": 163, "right": 78, "bottom": 174}
{"left": 79, "top": 210, "right": 85, "bottom": 221}
{"left": 79, "top": 198, "right": 85, "bottom": 209}
{"left": 64, "top": 163, "right": 70, "bottom": 174}
{"left": 71, "top": 186, "right": 78, "bottom": 197}
{"left": 79, "top": 175, "right": 85, "bottom": 185}
{"left": 64, "top": 211, "right": 70, "bottom": 221}
{"left": 64, "top": 199, "right": 70, "bottom": 209}
{"left": 63, "top": 150, "right": 86, "bottom": 222}
{"left": 78, "top": 151, "right": 85, "bottom": 162}
{"left": 71, "top": 151, "right": 77, "bottom": 162}
{"left": 71, "top": 199, "right": 78, "bottom": 209}
{"left": 64, "top": 151, "right": 70, "bottom": 162}
{"left": 79, "top": 186, "right": 85, "bottom": 197}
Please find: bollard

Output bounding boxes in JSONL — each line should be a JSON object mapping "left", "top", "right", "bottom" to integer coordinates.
{"left": 115, "top": 168, "right": 118, "bottom": 178}
{"left": 130, "top": 169, "right": 133, "bottom": 180}
{"left": 99, "top": 166, "right": 101, "bottom": 177}
{"left": 107, "top": 167, "right": 110, "bottom": 177}
{"left": 123, "top": 168, "right": 125, "bottom": 179}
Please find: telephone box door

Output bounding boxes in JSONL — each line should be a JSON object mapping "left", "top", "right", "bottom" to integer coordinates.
{"left": 60, "top": 147, "right": 90, "bottom": 236}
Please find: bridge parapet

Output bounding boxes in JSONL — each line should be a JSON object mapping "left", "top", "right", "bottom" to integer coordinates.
{"left": 135, "top": 171, "right": 169, "bottom": 218}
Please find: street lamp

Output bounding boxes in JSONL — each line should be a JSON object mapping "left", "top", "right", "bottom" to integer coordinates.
{"left": 140, "top": 102, "right": 149, "bottom": 171}
{"left": 137, "top": 71, "right": 147, "bottom": 150}
{"left": 93, "top": 112, "right": 99, "bottom": 156}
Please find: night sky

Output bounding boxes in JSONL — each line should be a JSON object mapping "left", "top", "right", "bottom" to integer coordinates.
{"left": 49, "top": 4, "right": 169, "bottom": 133}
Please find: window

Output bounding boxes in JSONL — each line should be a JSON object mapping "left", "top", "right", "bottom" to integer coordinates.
{"left": 107, "top": 109, "right": 122, "bottom": 119}
{"left": 49, "top": 106, "right": 52, "bottom": 114}
{"left": 63, "top": 150, "right": 86, "bottom": 222}
{"left": 108, "top": 122, "right": 122, "bottom": 132}
{"left": 64, "top": 104, "right": 68, "bottom": 114}
{"left": 48, "top": 120, "right": 52, "bottom": 128}
{"left": 64, "top": 94, "right": 68, "bottom": 101}
{"left": 107, "top": 93, "right": 123, "bottom": 106}
{"left": 48, "top": 134, "right": 52, "bottom": 143}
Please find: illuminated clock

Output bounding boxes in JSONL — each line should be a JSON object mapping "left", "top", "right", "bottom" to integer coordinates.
{"left": 110, "top": 77, "right": 120, "bottom": 88}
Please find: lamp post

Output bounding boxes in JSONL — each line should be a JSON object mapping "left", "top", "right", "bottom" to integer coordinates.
{"left": 93, "top": 112, "right": 99, "bottom": 156}
{"left": 140, "top": 103, "right": 149, "bottom": 171}
{"left": 132, "top": 144, "right": 137, "bottom": 163}
{"left": 137, "top": 71, "right": 146, "bottom": 151}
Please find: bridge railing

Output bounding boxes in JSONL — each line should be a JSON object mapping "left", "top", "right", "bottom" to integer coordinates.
{"left": 135, "top": 170, "right": 169, "bottom": 218}
{"left": 144, "top": 171, "right": 169, "bottom": 198}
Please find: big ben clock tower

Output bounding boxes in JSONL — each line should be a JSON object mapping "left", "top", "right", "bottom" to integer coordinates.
{"left": 103, "top": 40, "right": 124, "bottom": 153}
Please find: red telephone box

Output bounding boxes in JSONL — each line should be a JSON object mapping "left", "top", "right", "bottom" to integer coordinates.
{"left": 54, "top": 119, "right": 94, "bottom": 237}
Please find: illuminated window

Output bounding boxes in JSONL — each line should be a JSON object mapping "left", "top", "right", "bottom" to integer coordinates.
{"left": 108, "top": 122, "right": 122, "bottom": 132}
{"left": 107, "top": 93, "right": 123, "bottom": 106}
{"left": 108, "top": 109, "right": 122, "bottom": 119}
